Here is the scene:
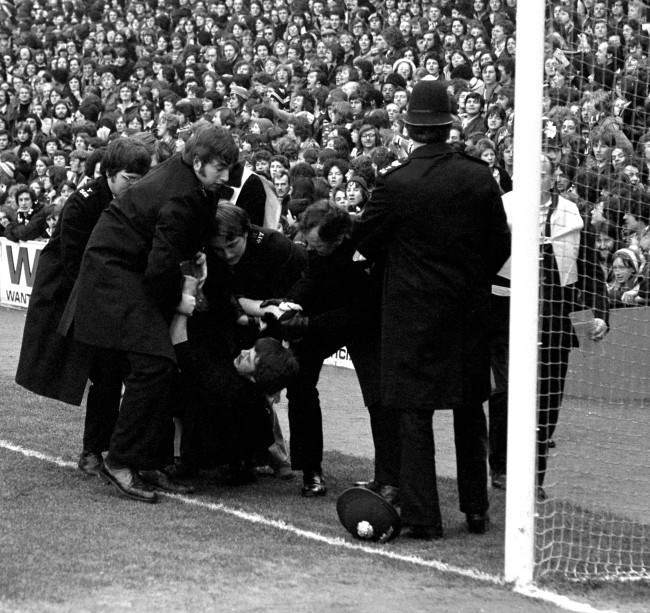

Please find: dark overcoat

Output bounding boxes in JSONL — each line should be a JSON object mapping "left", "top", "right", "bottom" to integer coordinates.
{"left": 229, "top": 226, "right": 307, "bottom": 300}
{"left": 355, "top": 142, "right": 511, "bottom": 412}
{"left": 15, "top": 177, "right": 113, "bottom": 404}
{"left": 62, "top": 154, "right": 218, "bottom": 362}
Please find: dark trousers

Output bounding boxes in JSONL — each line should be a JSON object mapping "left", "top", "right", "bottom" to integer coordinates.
{"left": 399, "top": 403, "right": 488, "bottom": 527}
{"left": 108, "top": 351, "right": 176, "bottom": 470}
{"left": 367, "top": 401, "right": 400, "bottom": 486}
{"left": 82, "top": 349, "right": 123, "bottom": 454}
{"left": 287, "top": 344, "right": 325, "bottom": 473}
{"left": 488, "top": 294, "right": 509, "bottom": 475}
{"left": 287, "top": 307, "right": 398, "bottom": 482}
{"left": 537, "top": 329, "right": 571, "bottom": 487}
{"left": 489, "top": 291, "right": 573, "bottom": 486}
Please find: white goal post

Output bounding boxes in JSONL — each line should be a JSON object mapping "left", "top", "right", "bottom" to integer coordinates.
{"left": 504, "top": 0, "right": 649, "bottom": 585}
{"left": 504, "top": 0, "right": 546, "bottom": 587}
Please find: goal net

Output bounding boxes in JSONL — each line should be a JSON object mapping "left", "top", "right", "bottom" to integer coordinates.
{"left": 509, "top": 0, "right": 650, "bottom": 582}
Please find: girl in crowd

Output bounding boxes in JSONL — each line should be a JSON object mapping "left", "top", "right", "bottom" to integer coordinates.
{"left": 474, "top": 137, "right": 512, "bottom": 194}
{"left": 607, "top": 247, "right": 646, "bottom": 307}
{"left": 345, "top": 175, "right": 370, "bottom": 215}
{"left": 323, "top": 158, "right": 349, "bottom": 201}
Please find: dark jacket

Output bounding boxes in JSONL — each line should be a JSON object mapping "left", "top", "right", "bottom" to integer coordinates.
{"left": 62, "top": 154, "right": 218, "bottom": 362}
{"left": 355, "top": 142, "right": 511, "bottom": 412}
{"left": 230, "top": 226, "right": 307, "bottom": 299}
{"left": 3, "top": 206, "right": 50, "bottom": 242}
{"left": 15, "top": 177, "right": 114, "bottom": 404}
{"left": 286, "top": 238, "right": 373, "bottom": 317}
{"left": 195, "top": 226, "right": 307, "bottom": 350}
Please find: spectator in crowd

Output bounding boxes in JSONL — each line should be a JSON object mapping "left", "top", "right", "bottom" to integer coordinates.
{"left": 2, "top": 184, "right": 50, "bottom": 241}
{"left": 607, "top": 246, "right": 647, "bottom": 306}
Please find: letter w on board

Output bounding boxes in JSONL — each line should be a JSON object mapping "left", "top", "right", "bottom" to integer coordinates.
{"left": 5, "top": 244, "right": 40, "bottom": 287}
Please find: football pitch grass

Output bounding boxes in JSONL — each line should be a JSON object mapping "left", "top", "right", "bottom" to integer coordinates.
{"left": 0, "top": 307, "right": 648, "bottom": 613}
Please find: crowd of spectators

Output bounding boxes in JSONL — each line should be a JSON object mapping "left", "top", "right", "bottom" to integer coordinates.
{"left": 0, "top": 0, "right": 649, "bottom": 305}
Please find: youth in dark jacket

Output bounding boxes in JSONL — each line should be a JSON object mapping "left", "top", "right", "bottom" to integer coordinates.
{"left": 59, "top": 127, "right": 239, "bottom": 503}
{"left": 3, "top": 185, "right": 49, "bottom": 242}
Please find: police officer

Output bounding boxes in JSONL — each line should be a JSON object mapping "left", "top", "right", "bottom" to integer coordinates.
{"left": 15, "top": 138, "right": 151, "bottom": 476}
{"left": 355, "top": 76, "right": 511, "bottom": 539}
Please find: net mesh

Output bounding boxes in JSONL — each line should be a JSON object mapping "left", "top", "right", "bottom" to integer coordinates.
{"left": 531, "top": 0, "right": 650, "bottom": 582}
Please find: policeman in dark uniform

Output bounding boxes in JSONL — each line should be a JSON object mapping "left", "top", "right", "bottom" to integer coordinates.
{"left": 355, "top": 77, "right": 511, "bottom": 539}
{"left": 15, "top": 138, "right": 151, "bottom": 475}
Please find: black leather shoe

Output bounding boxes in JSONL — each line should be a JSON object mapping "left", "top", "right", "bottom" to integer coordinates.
{"left": 466, "top": 513, "right": 489, "bottom": 534}
{"left": 355, "top": 481, "right": 399, "bottom": 506}
{"left": 100, "top": 462, "right": 158, "bottom": 503}
{"left": 402, "top": 525, "right": 443, "bottom": 540}
{"left": 78, "top": 450, "right": 103, "bottom": 476}
{"left": 491, "top": 472, "right": 506, "bottom": 490}
{"left": 301, "top": 471, "right": 327, "bottom": 497}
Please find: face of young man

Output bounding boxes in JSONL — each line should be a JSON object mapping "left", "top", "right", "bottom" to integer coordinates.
{"left": 274, "top": 174, "right": 289, "bottom": 198}
{"left": 210, "top": 233, "right": 247, "bottom": 266}
{"left": 233, "top": 346, "right": 257, "bottom": 376}
{"left": 193, "top": 158, "right": 230, "bottom": 191}
{"left": 304, "top": 226, "right": 344, "bottom": 256}
{"left": 107, "top": 170, "right": 143, "bottom": 197}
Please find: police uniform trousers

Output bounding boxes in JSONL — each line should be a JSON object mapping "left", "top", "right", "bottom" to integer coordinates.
{"left": 399, "top": 403, "right": 489, "bottom": 528}
{"left": 82, "top": 348, "right": 123, "bottom": 454}
{"left": 107, "top": 351, "right": 176, "bottom": 470}
{"left": 287, "top": 307, "right": 400, "bottom": 485}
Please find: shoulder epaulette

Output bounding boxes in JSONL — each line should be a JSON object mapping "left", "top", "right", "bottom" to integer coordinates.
{"left": 379, "top": 159, "right": 406, "bottom": 177}
{"left": 253, "top": 229, "right": 265, "bottom": 245}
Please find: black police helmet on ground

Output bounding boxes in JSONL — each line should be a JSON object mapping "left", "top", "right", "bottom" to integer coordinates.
{"left": 336, "top": 487, "right": 401, "bottom": 543}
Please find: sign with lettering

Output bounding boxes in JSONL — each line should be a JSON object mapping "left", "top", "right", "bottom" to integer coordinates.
{"left": 323, "top": 346, "right": 355, "bottom": 370}
{"left": 0, "top": 238, "right": 43, "bottom": 308}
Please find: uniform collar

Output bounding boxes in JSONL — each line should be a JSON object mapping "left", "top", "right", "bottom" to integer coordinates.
{"left": 408, "top": 141, "right": 454, "bottom": 158}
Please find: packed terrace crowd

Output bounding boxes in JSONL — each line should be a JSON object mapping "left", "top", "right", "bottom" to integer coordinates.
{"left": 0, "top": 0, "right": 648, "bottom": 305}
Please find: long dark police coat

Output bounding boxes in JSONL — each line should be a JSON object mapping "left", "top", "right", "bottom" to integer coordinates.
{"left": 355, "top": 142, "right": 511, "bottom": 412}
{"left": 62, "top": 154, "right": 218, "bottom": 372}
{"left": 15, "top": 177, "right": 114, "bottom": 404}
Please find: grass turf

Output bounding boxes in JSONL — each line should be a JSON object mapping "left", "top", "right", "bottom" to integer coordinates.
{"left": 1, "top": 306, "right": 648, "bottom": 612}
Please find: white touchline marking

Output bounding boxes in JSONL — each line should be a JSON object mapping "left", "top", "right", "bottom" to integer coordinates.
{"left": 0, "top": 439, "right": 621, "bottom": 613}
